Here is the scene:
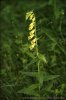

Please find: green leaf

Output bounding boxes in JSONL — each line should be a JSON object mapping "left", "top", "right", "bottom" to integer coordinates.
{"left": 25, "top": 58, "right": 38, "bottom": 67}
{"left": 22, "top": 72, "right": 59, "bottom": 86}
{"left": 18, "top": 84, "right": 39, "bottom": 96}
{"left": 44, "top": 82, "right": 54, "bottom": 92}
{"left": 38, "top": 72, "right": 44, "bottom": 88}
{"left": 25, "top": 50, "right": 35, "bottom": 59}
{"left": 38, "top": 53, "right": 47, "bottom": 63}
{"left": 22, "top": 72, "right": 38, "bottom": 78}
{"left": 43, "top": 75, "right": 59, "bottom": 81}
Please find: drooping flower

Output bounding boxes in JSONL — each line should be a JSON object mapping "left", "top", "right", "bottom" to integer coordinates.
{"left": 29, "top": 29, "right": 35, "bottom": 35}
{"left": 31, "top": 38, "right": 37, "bottom": 44}
{"left": 29, "top": 14, "right": 34, "bottom": 20}
{"left": 32, "top": 17, "right": 35, "bottom": 22}
{"left": 29, "top": 43, "right": 36, "bottom": 50}
{"left": 29, "top": 22, "right": 35, "bottom": 30}
{"left": 28, "top": 34, "right": 34, "bottom": 40}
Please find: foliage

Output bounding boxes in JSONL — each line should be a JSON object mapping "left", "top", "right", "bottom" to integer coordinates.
{"left": 0, "top": 0, "right": 66, "bottom": 100}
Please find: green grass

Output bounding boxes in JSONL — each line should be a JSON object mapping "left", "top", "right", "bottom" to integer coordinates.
{"left": 1, "top": 0, "right": 66, "bottom": 100}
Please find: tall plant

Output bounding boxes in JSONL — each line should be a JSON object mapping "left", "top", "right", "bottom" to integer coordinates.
{"left": 18, "top": 11, "right": 59, "bottom": 99}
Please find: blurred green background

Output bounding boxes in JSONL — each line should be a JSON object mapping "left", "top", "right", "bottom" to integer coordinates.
{"left": 0, "top": 0, "right": 66, "bottom": 100}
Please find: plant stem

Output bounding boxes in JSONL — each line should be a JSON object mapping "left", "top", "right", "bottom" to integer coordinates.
{"left": 34, "top": 15, "right": 41, "bottom": 98}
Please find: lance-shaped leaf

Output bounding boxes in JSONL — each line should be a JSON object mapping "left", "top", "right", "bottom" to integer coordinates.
{"left": 38, "top": 53, "right": 47, "bottom": 63}
{"left": 18, "top": 84, "right": 39, "bottom": 96}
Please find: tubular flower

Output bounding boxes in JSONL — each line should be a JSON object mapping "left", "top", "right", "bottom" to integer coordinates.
{"left": 29, "top": 14, "right": 34, "bottom": 20}
{"left": 32, "top": 17, "right": 35, "bottom": 22}
{"left": 29, "top": 43, "right": 36, "bottom": 50}
{"left": 26, "top": 11, "right": 37, "bottom": 50}
{"left": 29, "top": 22, "right": 35, "bottom": 30}
{"left": 29, "top": 29, "right": 35, "bottom": 35}
{"left": 26, "top": 11, "right": 33, "bottom": 20}
{"left": 31, "top": 38, "right": 37, "bottom": 44}
{"left": 28, "top": 34, "right": 34, "bottom": 40}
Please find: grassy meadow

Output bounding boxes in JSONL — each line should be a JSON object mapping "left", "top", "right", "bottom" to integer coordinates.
{"left": 0, "top": 0, "right": 66, "bottom": 100}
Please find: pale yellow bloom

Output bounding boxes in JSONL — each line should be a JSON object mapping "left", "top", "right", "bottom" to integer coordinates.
{"left": 28, "top": 34, "right": 34, "bottom": 40}
{"left": 32, "top": 17, "right": 35, "bottom": 22}
{"left": 29, "top": 43, "right": 36, "bottom": 50}
{"left": 26, "top": 11, "right": 33, "bottom": 20}
{"left": 29, "top": 29, "right": 35, "bottom": 35}
{"left": 31, "top": 38, "right": 37, "bottom": 44}
{"left": 29, "top": 22, "right": 35, "bottom": 30}
{"left": 29, "top": 14, "right": 34, "bottom": 20}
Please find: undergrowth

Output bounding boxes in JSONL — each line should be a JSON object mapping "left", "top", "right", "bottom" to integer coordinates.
{"left": 0, "top": 0, "right": 66, "bottom": 100}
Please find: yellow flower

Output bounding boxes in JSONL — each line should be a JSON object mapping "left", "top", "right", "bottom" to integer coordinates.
{"left": 29, "top": 43, "right": 36, "bottom": 50}
{"left": 28, "top": 34, "right": 34, "bottom": 40}
{"left": 31, "top": 38, "right": 37, "bottom": 44}
{"left": 29, "top": 29, "right": 35, "bottom": 35}
{"left": 29, "top": 14, "right": 34, "bottom": 20}
{"left": 32, "top": 17, "right": 35, "bottom": 22}
{"left": 29, "top": 22, "right": 35, "bottom": 30}
{"left": 26, "top": 11, "right": 33, "bottom": 20}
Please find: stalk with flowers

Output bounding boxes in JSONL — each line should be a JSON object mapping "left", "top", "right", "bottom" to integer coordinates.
{"left": 26, "top": 11, "right": 42, "bottom": 97}
{"left": 18, "top": 10, "right": 60, "bottom": 99}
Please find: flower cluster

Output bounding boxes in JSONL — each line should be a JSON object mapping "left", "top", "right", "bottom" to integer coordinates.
{"left": 26, "top": 11, "right": 37, "bottom": 50}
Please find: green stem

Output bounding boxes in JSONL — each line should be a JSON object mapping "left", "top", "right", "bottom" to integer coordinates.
{"left": 34, "top": 15, "right": 40, "bottom": 98}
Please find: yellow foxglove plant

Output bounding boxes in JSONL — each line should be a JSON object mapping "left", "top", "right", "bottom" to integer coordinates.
{"left": 26, "top": 10, "right": 41, "bottom": 95}
{"left": 26, "top": 11, "right": 47, "bottom": 99}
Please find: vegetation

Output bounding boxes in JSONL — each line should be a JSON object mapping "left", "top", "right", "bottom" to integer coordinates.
{"left": 1, "top": 0, "right": 66, "bottom": 100}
